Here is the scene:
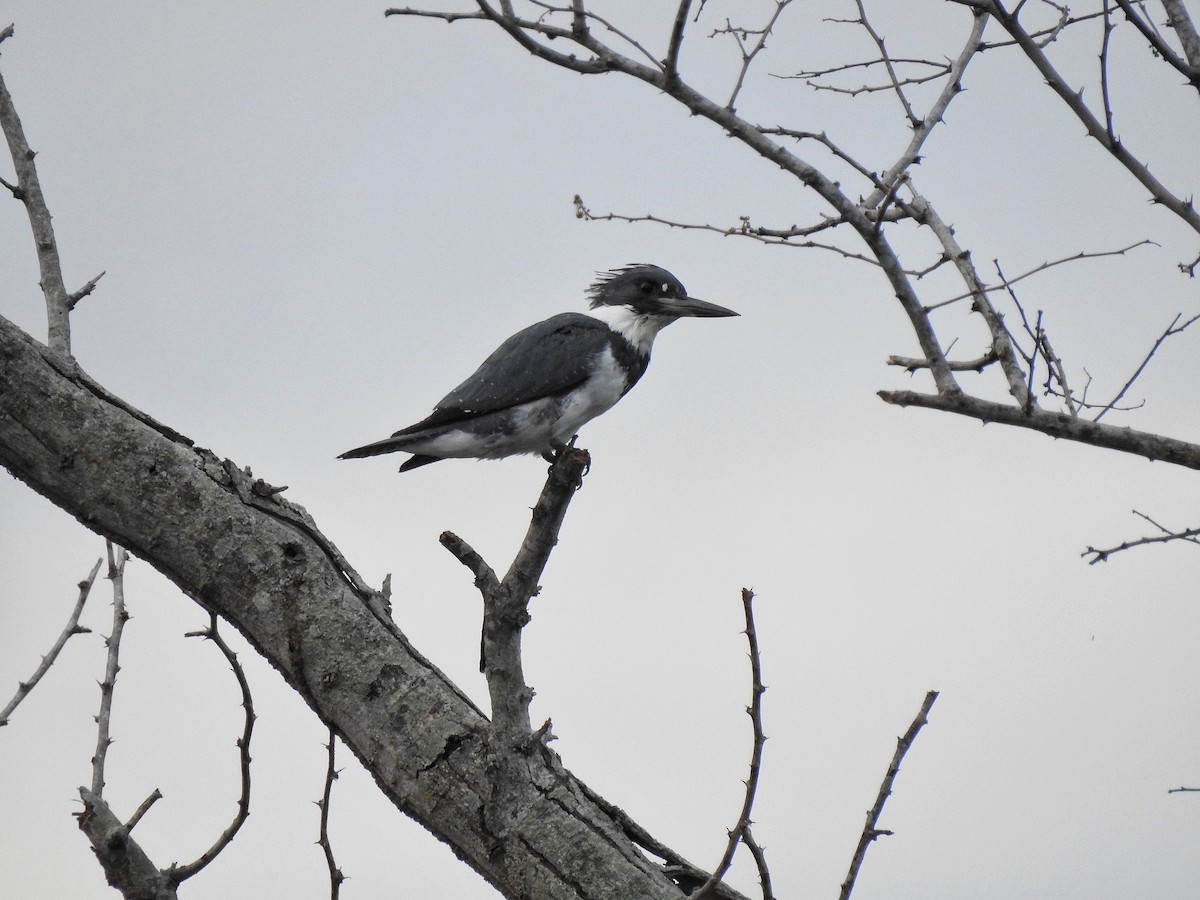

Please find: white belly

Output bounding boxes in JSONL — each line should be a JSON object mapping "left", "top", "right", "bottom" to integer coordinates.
{"left": 403, "top": 347, "right": 631, "bottom": 460}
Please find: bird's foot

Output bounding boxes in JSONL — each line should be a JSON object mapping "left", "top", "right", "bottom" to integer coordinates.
{"left": 543, "top": 436, "right": 590, "bottom": 479}
{"left": 541, "top": 439, "right": 567, "bottom": 465}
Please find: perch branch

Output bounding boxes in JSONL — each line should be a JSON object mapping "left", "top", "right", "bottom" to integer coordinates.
{"left": 442, "top": 445, "right": 590, "bottom": 735}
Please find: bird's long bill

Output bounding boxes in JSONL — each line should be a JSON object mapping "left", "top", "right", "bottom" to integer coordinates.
{"left": 672, "top": 296, "right": 740, "bottom": 317}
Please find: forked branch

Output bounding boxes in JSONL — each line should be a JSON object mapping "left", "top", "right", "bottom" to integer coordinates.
{"left": 442, "top": 445, "right": 590, "bottom": 734}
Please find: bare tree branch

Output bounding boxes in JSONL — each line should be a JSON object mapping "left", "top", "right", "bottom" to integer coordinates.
{"left": 692, "top": 589, "right": 772, "bottom": 899}
{"left": 1113, "top": 0, "right": 1200, "bottom": 89}
{"left": 443, "top": 445, "right": 589, "bottom": 737}
{"left": 840, "top": 690, "right": 939, "bottom": 900}
{"left": 124, "top": 789, "right": 162, "bottom": 833}
{"left": 1160, "top": 0, "right": 1200, "bottom": 72}
{"left": 91, "top": 541, "right": 129, "bottom": 796}
{"left": 879, "top": 389, "right": 1200, "bottom": 469}
{"left": 708, "top": 2, "right": 793, "bottom": 110}
{"left": 0, "top": 37, "right": 73, "bottom": 353}
{"left": 0, "top": 556, "right": 98, "bottom": 727}
{"left": 970, "top": 0, "right": 1200, "bottom": 250}
{"left": 1082, "top": 509, "right": 1200, "bottom": 564}
{"left": 925, "top": 240, "right": 1156, "bottom": 312}
{"left": 170, "top": 614, "right": 256, "bottom": 884}
{"left": 1093, "top": 312, "right": 1200, "bottom": 422}
{"left": 316, "top": 728, "right": 346, "bottom": 900}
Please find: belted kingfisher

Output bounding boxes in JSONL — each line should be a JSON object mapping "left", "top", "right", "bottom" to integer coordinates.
{"left": 339, "top": 264, "right": 738, "bottom": 472}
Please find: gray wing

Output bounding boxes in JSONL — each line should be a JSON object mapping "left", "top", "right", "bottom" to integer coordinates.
{"left": 392, "top": 312, "right": 613, "bottom": 436}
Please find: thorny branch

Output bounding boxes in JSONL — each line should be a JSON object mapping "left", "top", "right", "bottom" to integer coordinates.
{"left": 962, "top": 0, "right": 1200, "bottom": 257}
{"left": 79, "top": 607, "right": 259, "bottom": 896}
{"left": 1092, "top": 312, "right": 1200, "bottom": 422}
{"left": 692, "top": 589, "right": 773, "bottom": 900}
{"left": 90, "top": 541, "right": 128, "bottom": 796}
{"left": 316, "top": 728, "right": 346, "bottom": 900}
{"left": 170, "top": 614, "right": 256, "bottom": 884}
{"left": 708, "top": 1, "right": 794, "bottom": 110}
{"left": 1082, "top": 509, "right": 1200, "bottom": 564}
{"left": 0, "top": 557, "right": 99, "bottom": 727}
{"left": 840, "top": 690, "right": 939, "bottom": 900}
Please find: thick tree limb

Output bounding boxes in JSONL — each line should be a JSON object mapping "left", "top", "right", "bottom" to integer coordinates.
{"left": 0, "top": 312, "right": 744, "bottom": 900}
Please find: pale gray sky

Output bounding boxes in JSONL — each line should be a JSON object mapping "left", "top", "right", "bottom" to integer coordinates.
{"left": 2, "top": 2, "right": 1199, "bottom": 898}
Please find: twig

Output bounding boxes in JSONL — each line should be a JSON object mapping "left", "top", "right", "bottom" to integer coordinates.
{"left": 1081, "top": 509, "right": 1200, "bottom": 564}
{"left": 840, "top": 690, "right": 939, "bottom": 900}
{"left": 125, "top": 789, "right": 163, "bottom": 832}
{"left": 691, "top": 589, "right": 772, "bottom": 899}
{"left": 316, "top": 728, "right": 345, "bottom": 899}
{"left": 0, "top": 557, "right": 99, "bottom": 726}
{"left": 849, "top": 0, "right": 920, "bottom": 125}
{"left": 1093, "top": 312, "right": 1200, "bottom": 422}
{"left": 67, "top": 270, "right": 106, "bottom": 310}
{"left": 887, "top": 351, "right": 997, "bottom": 373}
{"left": 91, "top": 541, "right": 129, "bottom": 796}
{"left": 1100, "top": 0, "right": 1117, "bottom": 142}
{"left": 863, "top": 10, "right": 989, "bottom": 210}
{"left": 709, "top": 2, "right": 793, "bottom": 110}
{"left": 1168, "top": 785, "right": 1200, "bottom": 793}
{"left": 169, "top": 613, "right": 256, "bottom": 883}
{"left": 788, "top": 56, "right": 952, "bottom": 92}
{"left": 924, "top": 240, "right": 1156, "bottom": 312}
{"left": 0, "top": 41, "right": 74, "bottom": 353}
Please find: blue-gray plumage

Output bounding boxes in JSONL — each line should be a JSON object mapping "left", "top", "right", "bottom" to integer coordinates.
{"left": 339, "top": 264, "right": 738, "bottom": 472}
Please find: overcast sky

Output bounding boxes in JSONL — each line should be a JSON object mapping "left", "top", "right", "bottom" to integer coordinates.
{"left": 2, "top": 2, "right": 1199, "bottom": 898}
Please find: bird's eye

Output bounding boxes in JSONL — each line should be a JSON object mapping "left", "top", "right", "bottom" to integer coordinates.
{"left": 638, "top": 281, "right": 654, "bottom": 294}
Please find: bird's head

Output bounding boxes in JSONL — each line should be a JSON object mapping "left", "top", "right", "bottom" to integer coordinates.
{"left": 587, "top": 264, "right": 739, "bottom": 319}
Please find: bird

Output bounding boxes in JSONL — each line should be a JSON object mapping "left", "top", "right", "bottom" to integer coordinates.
{"left": 338, "top": 264, "right": 739, "bottom": 472}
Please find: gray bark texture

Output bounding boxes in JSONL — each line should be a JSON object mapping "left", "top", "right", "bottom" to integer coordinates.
{"left": 0, "top": 312, "right": 743, "bottom": 900}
